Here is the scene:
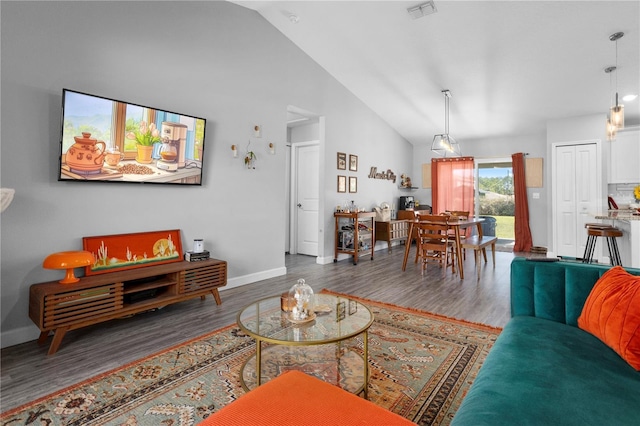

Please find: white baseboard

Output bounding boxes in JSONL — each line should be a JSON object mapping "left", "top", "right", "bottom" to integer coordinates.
{"left": 220, "top": 266, "right": 287, "bottom": 291}
{"left": 316, "top": 242, "right": 401, "bottom": 265}
{"left": 1, "top": 324, "right": 41, "bottom": 349}
{"left": 317, "top": 255, "right": 336, "bottom": 264}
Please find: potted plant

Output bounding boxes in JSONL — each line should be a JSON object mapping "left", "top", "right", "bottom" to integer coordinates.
{"left": 244, "top": 150, "right": 257, "bottom": 169}
{"left": 126, "top": 121, "right": 161, "bottom": 164}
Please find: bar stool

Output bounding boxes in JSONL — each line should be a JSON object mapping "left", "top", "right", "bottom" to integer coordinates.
{"left": 582, "top": 223, "right": 623, "bottom": 266}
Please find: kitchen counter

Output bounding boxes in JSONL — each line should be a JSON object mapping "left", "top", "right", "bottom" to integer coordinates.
{"left": 592, "top": 210, "right": 640, "bottom": 268}
{"left": 593, "top": 210, "right": 640, "bottom": 221}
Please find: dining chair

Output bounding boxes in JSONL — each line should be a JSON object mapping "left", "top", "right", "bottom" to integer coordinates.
{"left": 414, "top": 214, "right": 456, "bottom": 276}
{"left": 445, "top": 211, "right": 470, "bottom": 259}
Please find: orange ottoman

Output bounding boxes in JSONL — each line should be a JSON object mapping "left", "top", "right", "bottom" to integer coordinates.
{"left": 200, "top": 370, "right": 415, "bottom": 425}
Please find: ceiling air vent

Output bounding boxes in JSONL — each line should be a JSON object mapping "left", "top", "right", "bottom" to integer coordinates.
{"left": 407, "top": 1, "right": 437, "bottom": 20}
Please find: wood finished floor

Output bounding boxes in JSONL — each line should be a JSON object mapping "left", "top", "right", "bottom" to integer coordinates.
{"left": 1, "top": 247, "right": 537, "bottom": 412}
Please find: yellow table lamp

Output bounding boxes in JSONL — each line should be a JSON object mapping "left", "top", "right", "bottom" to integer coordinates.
{"left": 43, "top": 251, "right": 95, "bottom": 284}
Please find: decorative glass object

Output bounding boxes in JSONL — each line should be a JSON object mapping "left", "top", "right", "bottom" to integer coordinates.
{"left": 280, "top": 292, "right": 292, "bottom": 312}
{"left": 288, "top": 279, "right": 314, "bottom": 321}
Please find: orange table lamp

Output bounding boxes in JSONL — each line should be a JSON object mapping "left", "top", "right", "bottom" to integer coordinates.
{"left": 43, "top": 251, "right": 95, "bottom": 284}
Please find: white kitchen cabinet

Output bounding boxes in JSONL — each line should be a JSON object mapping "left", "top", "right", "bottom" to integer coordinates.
{"left": 610, "top": 128, "right": 640, "bottom": 183}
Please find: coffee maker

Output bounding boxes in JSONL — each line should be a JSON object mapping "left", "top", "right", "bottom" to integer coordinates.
{"left": 160, "top": 122, "right": 188, "bottom": 168}
{"left": 399, "top": 196, "right": 414, "bottom": 210}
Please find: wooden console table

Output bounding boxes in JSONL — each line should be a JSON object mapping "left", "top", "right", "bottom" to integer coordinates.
{"left": 375, "top": 220, "right": 409, "bottom": 253}
{"left": 29, "top": 258, "right": 227, "bottom": 355}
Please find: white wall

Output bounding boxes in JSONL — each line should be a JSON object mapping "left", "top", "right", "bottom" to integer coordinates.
{"left": 0, "top": 1, "right": 412, "bottom": 347}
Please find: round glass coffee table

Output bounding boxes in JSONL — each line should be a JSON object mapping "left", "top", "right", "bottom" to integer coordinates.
{"left": 237, "top": 293, "right": 373, "bottom": 398}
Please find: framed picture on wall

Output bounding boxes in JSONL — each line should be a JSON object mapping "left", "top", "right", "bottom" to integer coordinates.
{"left": 349, "top": 154, "right": 358, "bottom": 171}
{"left": 337, "top": 152, "right": 347, "bottom": 170}
{"left": 83, "top": 229, "right": 183, "bottom": 276}
{"left": 337, "top": 175, "right": 346, "bottom": 193}
{"left": 349, "top": 176, "right": 357, "bottom": 193}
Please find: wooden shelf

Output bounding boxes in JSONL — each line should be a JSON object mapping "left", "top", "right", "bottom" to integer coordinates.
{"left": 122, "top": 276, "right": 177, "bottom": 294}
{"left": 334, "top": 211, "right": 375, "bottom": 265}
{"left": 29, "top": 258, "right": 227, "bottom": 355}
{"left": 122, "top": 293, "right": 176, "bottom": 311}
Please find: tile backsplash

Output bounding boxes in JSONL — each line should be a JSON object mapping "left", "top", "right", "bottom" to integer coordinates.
{"left": 609, "top": 183, "right": 639, "bottom": 206}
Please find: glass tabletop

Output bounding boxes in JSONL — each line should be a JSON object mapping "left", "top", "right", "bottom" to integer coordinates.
{"left": 237, "top": 293, "right": 373, "bottom": 345}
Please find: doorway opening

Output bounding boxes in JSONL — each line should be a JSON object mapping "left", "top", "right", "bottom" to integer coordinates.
{"left": 475, "top": 159, "right": 515, "bottom": 251}
{"left": 286, "top": 105, "right": 324, "bottom": 260}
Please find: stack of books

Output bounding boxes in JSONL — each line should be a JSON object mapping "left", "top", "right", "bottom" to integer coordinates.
{"left": 184, "top": 250, "right": 210, "bottom": 262}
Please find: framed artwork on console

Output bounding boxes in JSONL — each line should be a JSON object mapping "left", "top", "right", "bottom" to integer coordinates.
{"left": 349, "top": 299, "right": 358, "bottom": 315}
{"left": 336, "top": 301, "right": 346, "bottom": 322}
{"left": 83, "top": 229, "right": 183, "bottom": 276}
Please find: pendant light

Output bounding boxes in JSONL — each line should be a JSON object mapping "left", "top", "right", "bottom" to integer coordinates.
{"left": 431, "top": 89, "right": 461, "bottom": 157}
{"left": 609, "top": 32, "right": 625, "bottom": 129}
{"left": 605, "top": 66, "right": 618, "bottom": 141}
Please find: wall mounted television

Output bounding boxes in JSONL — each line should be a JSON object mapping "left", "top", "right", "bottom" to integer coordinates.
{"left": 58, "top": 88, "right": 206, "bottom": 186}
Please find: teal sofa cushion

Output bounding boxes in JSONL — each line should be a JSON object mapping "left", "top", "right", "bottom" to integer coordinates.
{"left": 510, "top": 259, "right": 617, "bottom": 326}
{"left": 452, "top": 316, "right": 640, "bottom": 426}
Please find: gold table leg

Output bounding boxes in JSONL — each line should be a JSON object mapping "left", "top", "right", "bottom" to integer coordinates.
{"left": 363, "top": 329, "right": 369, "bottom": 399}
{"left": 256, "top": 338, "right": 262, "bottom": 387}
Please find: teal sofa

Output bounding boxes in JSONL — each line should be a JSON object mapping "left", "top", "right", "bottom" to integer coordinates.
{"left": 451, "top": 258, "right": 640, "bottom": 426}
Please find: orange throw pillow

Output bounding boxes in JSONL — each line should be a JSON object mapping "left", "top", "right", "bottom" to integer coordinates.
{"left": 578, "top": 266, "right": 640, "bottom": 371}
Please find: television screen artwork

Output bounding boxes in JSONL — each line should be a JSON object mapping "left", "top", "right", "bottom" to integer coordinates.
{"left": 59, "top": 89, "right": 206, "bottom": 185}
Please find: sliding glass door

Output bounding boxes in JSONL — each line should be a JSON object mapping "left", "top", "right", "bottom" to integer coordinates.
{"left": 474, "top": 158, "right": 515, "bottom": 247}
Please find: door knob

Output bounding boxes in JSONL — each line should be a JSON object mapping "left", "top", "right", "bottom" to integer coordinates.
{"left": 297, "top": 203, "right": 302, "bottom": 208}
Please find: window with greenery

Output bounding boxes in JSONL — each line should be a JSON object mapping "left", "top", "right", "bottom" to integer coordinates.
{"left": 61, "top": 93, "right": 113, "bottom": 153}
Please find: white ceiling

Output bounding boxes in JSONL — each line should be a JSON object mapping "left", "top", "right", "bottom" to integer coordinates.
{"left": 233, "top": 1, "right": 640, "bottom": 146}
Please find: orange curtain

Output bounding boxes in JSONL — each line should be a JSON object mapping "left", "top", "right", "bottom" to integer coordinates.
{"left": 431, "top": 157, "right": 475, "bottom": 216}
{"left": 512, "top": 153, "right": 533, "bottom": 252}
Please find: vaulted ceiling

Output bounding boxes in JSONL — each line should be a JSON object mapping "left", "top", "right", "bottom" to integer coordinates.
{"left": 234, "top": 1, "right": 639, "bottom": 146}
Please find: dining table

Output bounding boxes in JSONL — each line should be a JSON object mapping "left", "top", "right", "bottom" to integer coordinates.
{"left": 401, "top": 217, "right": 485, "bottom": 279}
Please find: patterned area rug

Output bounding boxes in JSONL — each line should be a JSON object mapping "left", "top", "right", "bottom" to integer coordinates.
{"left": 1, "top": 290, "right": 501, "bottom": 426}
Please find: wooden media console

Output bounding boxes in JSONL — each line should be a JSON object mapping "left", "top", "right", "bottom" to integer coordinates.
{"left": 29, "top": 258, "right": 227, "bottom": 355}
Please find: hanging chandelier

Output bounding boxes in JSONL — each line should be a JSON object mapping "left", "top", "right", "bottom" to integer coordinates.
{"left": 431, "top": 89, "right": 461, "bottom": 157}
{"left": 608, "top": 32, "right": 625, "bottom": 130}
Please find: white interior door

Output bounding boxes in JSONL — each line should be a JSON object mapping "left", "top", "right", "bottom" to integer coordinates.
{"left": 555, "top": 145, "right": 578, "bottom": 257}
{"left": 295, "top": 143, "right": 319, "bottom": 256}
{"left": 575, "top": 144, "right": 599, "bottom": 257}
{"left": 554, "top": 143, "right": 598, "bottom": 258}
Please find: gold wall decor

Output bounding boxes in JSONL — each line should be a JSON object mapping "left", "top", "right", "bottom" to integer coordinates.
{"left": 368, "top": 166, "right": 397, "bottom": 183}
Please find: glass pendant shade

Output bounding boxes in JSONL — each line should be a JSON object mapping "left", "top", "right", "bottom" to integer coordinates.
{"left": 431, "top": 90, "right": 461, "bottom": 157}
{"left": 431, "top": 134, "right": 461, "bottom": 157}
{"left": 606, "top": 118, "right": 617, "bottom": 141}
{"left": 610, "top": 103, "right": 624, "bottom": 129}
